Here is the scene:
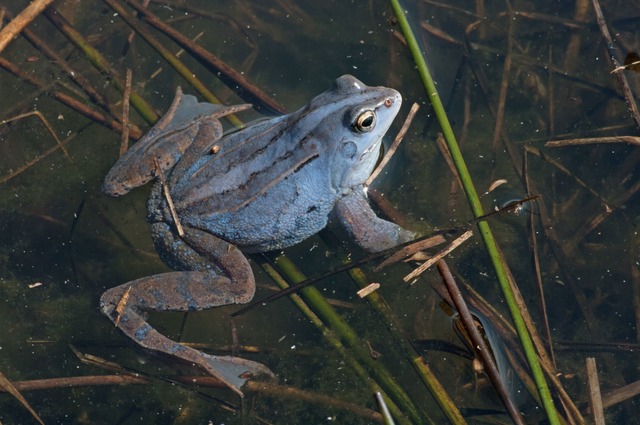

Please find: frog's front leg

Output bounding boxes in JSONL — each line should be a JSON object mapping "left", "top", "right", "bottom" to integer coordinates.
{"left": 100, "top": 227, "right": 272, "bottom": 395}
{"left": 334, "top": 189, "right": 415, "bottom": 253}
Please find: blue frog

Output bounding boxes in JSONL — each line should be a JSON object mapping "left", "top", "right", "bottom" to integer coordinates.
{"left": 101, "top": 75, "right": 414, "bottom": 394}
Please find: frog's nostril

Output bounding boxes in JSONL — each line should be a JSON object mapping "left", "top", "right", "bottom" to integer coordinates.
{"left": 384, "top": 98, "right": 393, "bottom": 108}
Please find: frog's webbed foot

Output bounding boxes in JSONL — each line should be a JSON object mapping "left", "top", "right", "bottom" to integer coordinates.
{"left": 100, "top": 272, "right": 273, "bottom": 396}
{"left": 335, "top": 189, "right": 415, "bottom": 253}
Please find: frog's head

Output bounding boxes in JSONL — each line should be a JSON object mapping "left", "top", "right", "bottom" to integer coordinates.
{"left": 299, "top": 75, "right": 402, "bottom": 193}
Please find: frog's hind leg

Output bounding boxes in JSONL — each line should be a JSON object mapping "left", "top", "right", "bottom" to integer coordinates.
{"left": 100, "top": 272, "right": 273, "bottom": 396}
{"left": 103, "top": 89, "right": 249, "bottom": 197}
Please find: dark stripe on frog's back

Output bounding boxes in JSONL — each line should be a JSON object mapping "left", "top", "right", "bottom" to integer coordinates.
{"left": 170, "top": 111, "right": 321, "bottom": 215}
{"left": 183, "top": 138, "right": 320, "bottom": 216}
{"left": 195, "top": 101, "right": 319, "bottom": 178}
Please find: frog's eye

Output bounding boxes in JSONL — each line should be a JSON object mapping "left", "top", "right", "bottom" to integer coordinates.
{"left": 353, "top": 110, "right": 376, "bottom": 133}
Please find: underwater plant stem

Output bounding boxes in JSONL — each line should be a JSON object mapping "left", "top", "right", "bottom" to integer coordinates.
{"left": 260, "top": 262, "right": 411, "bottom": 425}
{"left": 123, "top": 0, "right": 287, "bottom": 115}
{"left": 271, "top": 255, "right": 432, "bottom": 425}
{"left": 348, "top": 267, "right": 466, "bottom": 425}
{"left": 103, "top": 0, "right": 242, "bottom": 129}
{"left": 0, "top": 56, "right": 141, "bottom": 139}
{"left": 389, "top": 2, "right": 562, "bottom": 424}
{"left": 0, "top": 0, "right": 54, "bottom": 54}
{"left": 43, "top": 7, "right": 158, "bottom": 124}
{"left": 437, "top": 260, "right": 526, "bottom": 425}
{"left": 590, "top": 0, "right": 640, "bottom": 131}
{"left": 11, "top": 15, "right": 135, "bottom": 133}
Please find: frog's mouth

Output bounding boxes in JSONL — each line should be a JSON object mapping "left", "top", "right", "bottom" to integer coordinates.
{"left": 363, "top": 139, "right": 381, "bottom": 154}
{"left": 360, "top": 139, "right": 382, "bottom": 161}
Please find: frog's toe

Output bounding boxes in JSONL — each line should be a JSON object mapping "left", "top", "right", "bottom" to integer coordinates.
{"left": 200, "top": 353, "right": 275, "bottom": 395}
{"left": 398, "top": 228, "right": 417, "bottom": 245}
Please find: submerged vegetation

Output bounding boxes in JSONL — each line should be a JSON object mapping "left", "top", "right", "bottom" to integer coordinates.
{"left": 0, "top": 0, "right": 638, "bottom": 423}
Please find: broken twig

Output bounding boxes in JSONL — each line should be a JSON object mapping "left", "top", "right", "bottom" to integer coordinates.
{"left": 590, "top": 0, "right": 640, "bottom": 131}
{"left": 403, "top": 230, "right": 473, "bottom": 283}
{"left": 120, "top": 69, "right": 133, "bottom": 156}
{"left": 366, "top": 102, "right": 420, "bottom": 187}
{"left": 153, "top": 158, "right": 184, "bottom": 236}
{"left": 586, "top": 357, "right": 606, "bottom": 425}
{"left": 546, "top": 136, "right": 640, "bottom": 147}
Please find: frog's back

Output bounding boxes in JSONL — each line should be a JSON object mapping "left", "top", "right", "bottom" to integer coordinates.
{"left": 169, "top": 114, "right": 325, "bottom": 215}
{"left": 160, "top": 114, "right": 337, "bottom": 252}
{"left": 150, "top": 75, "right": 401, "bottom": 252}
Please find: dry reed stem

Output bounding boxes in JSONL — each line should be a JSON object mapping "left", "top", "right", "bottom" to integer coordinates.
{"left": 119, "top": 69, "right": 133, "bottom": 156}
{"left": 0, "top": 110, "right": 69, "bottom": 159}
{"left": 123, "top": 0, "right": 287, "bottom": 115}
{"left": 602, "top": 379, "right": 640, "bottom": 409}
{"left": 403, "top": 230, "right": 473, "bottom": 283}
{"left": 114, "top": 286, "right": 132, "bottom": 327}
{"left": 547, "top": 45, "right": 555, "bottom": 136}
{"left": 356, "top": 283, "right": 380, "bottom": 298}
{"left": 0, "top": 56, "right": 142, "bottom": 139}
{"left": 491, "top": 12, "right": 513, "bottom": 154}
{"left": 0, "top": 373, "right": 383, "bottom": 422}
{"left": 44, "top": 6, "right": 158, "bottom": 124}
{"left": 526, "top": 180, "right": 596, "bottom": 327}
{"left": 0, "top": 117, "right": 77, "bottom": 185}
{"left": 365, "top": 102, "right": 420, "bottom": 187}
{"left": 562, "top": 0, "right": 590, "bottom": 73}
{"left": 463, "top": 278, "right": 584, "bottom": 423}
{"left": 149, "top": 31, "right": 204, "bottom": 81}
{"left": 420, "top": 21, "right": 460, "bottom": 45}
{"left": 590, "top": 0, "right": 640, "bottom": 131}
{"left": 523, "top": 149, "right": 556, "bottom": 369}
{"left": 586, "top": 357, "right": 606, "bottom": 425}
{"left": 13, "top": 18, "right": 134, "bottom": 132}
{"left": 0, "top": 0, "right": 54, "bottom": 53}
{"left": 375, "top": 234, "right": 446, "bottom": 271}
{"left": 435, "top": 133, "right": 463, "bottom": 192}
{"left": 154, "top": 158, "right": 184, "bottom": 236}
{"left": 525, "top": 145, "right": 610, "bottom": 206}
{"left": 0, "top": 368, "right": 44, "bottom": 425}
{"left": 437, "top": 259, "right": 527, "bottom": 425}
{"left": 498, "top": 255, "right": 579, "bottom": 421}
{"left": 546, "top": 136, "right": 640, "bottom": 147}
{"left": 463, "top": 18, "right": 523, "bottom": 178}
{"left": 124, "top": 0, "right": 150, "bottom": 51}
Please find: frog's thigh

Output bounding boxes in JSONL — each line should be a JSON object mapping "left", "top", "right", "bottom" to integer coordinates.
{"left": 182, "top": 227, "right": 255, "bottom": 298}
{"left": 334, "top": 191, "right": 415, "bottom": 253}
{"left": 151, "top": 223, "right": 255, "bottom": 303}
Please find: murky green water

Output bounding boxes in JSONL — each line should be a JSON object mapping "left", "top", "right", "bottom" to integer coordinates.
{"left": 0, "top": 0, "right": 638, "bottom": 423}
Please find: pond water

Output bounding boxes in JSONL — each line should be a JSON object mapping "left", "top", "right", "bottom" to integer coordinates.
{"left": 0, "top": 0, "right": 638, "bottom": 423}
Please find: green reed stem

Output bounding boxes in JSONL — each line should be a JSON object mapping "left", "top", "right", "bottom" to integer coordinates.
{"left": 348, "top": 267, "right": 466, "bottom": 424}
{"left": 271, "top": 255, "right": 432, "bottom": 424}
{"left": 388, "top": 2, "right": 561, "bottom": 424}
{"left": 260, "top": 262, "right": 412, "bottom": 425}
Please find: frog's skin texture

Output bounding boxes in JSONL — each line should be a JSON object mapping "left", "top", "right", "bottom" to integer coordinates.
{"left": 101, "top": 75, "right": 414, "bottom": 395}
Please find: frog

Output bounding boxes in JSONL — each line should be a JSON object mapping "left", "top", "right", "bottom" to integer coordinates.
{"left": 100, "top": 75, "right": 415, "bottom": 395}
